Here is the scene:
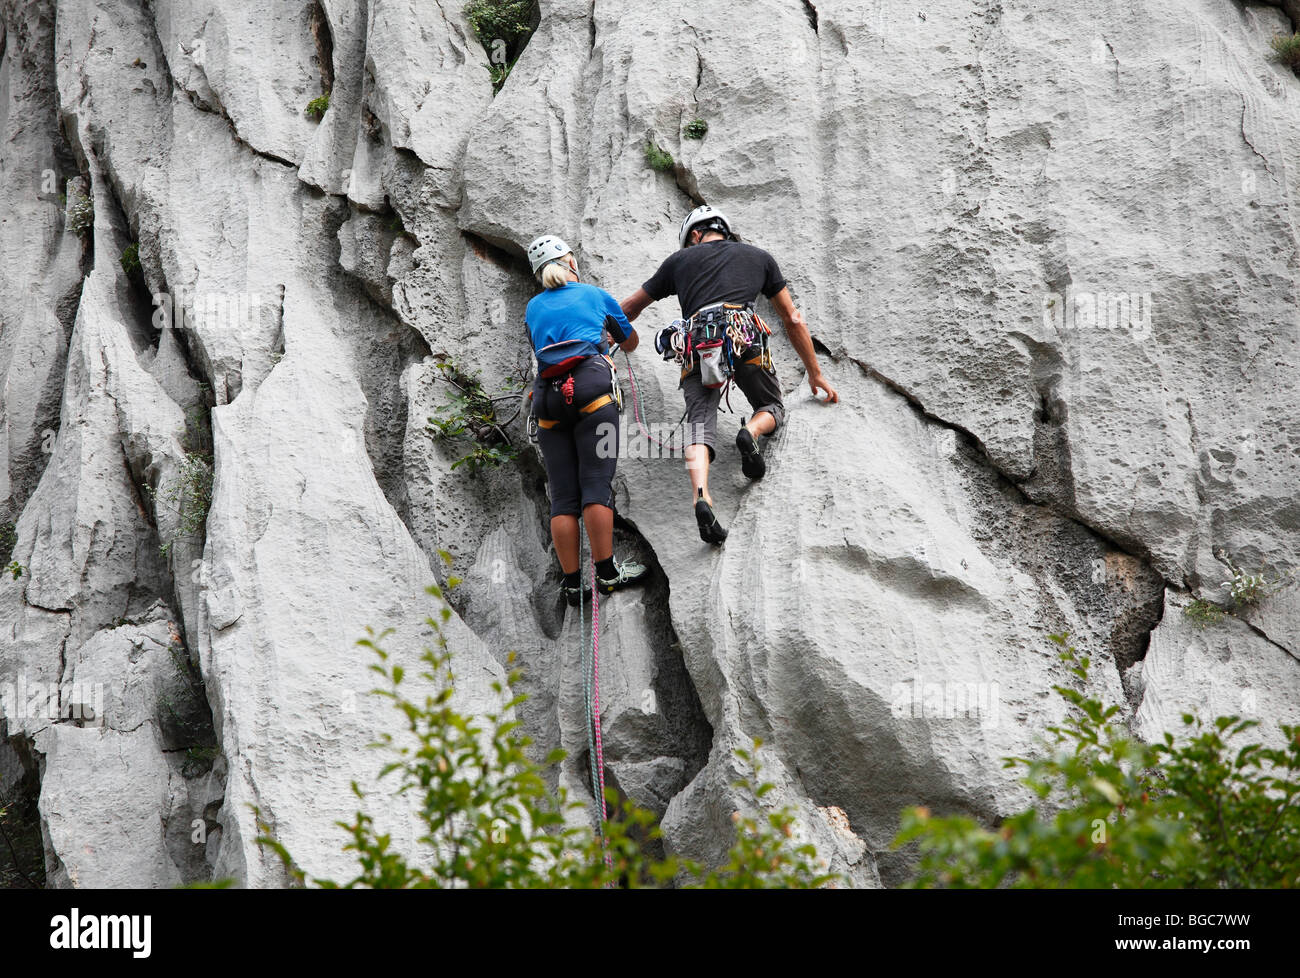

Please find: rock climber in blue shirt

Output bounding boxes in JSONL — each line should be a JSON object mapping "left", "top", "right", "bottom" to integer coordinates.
{"left": 525, "top": 234, "right": 648, "bottom": 605}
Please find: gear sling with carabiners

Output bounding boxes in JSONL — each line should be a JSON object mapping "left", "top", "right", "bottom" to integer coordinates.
{"left": 677, "top": 302, "right": 775, "bottom": 412}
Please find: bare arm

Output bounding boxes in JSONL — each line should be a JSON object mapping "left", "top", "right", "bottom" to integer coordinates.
{"left": 621, "top": 288, "right": 655, "bottom": 323}
{"left": 769, "top": 288, "right": 838, "bottom": 403}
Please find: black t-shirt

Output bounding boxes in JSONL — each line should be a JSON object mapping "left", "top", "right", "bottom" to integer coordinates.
{"left": 642, "top": 239, "right": 787, "bottom": 318}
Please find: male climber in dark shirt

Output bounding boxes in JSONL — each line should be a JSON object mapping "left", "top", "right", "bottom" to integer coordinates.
{"left": 621, "top": 205, "right": 838, "bottom": 544}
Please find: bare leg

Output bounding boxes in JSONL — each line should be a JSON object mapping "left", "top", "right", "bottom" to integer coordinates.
{"left": 582, "top": 503, "right": 615, "bottom": 563}
{"left": 745, "top": 410, "right": 776, "bottom": 438}
{"left": 551, "top": 515, "right": 581, "bottom": 574}
{"left": 686, "top": 443, "right": 713, "bottom": 505}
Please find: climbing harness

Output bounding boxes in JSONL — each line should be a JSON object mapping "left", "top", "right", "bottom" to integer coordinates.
{"left": 576, "top": 535, "right": 614, "bottom": 879}
{"left": 531, "top": 352, "right": 624, "bottom": 431}
{"left": 665, "top": 303, "right": 776, "bottom": 409}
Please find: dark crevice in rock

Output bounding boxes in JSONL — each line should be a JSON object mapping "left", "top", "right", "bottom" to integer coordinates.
{"left": 309, "top": 0, "right": 335, "bottom": 94}
{"left": 1241, "top": 613, "right": 1300, "bottom": 664}
{"left": 600, "top": 512, "right": 714, "bottom": 827}
{"left": 102, "top": 186, "right": 160, "bottom": 354}
{"left": 802, "top": 0, "right": 819, "bottom": 32}
{"left": 319, "top": 195, "right": 431, "bottom": 529}
{"left": 0, "top": 730, "right": 46, "bottom": 888}
{"left": 461, "top": 229, "right": 533, "bottom": 277}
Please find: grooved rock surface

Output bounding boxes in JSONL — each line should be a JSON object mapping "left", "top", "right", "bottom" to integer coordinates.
{"left": 1, "top": 0, "right": 1298, "bottom": 887}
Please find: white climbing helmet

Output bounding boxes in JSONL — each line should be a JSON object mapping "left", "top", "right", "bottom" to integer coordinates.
{"left": 678, "top": 205, "right": 731, "bottom": 248}
{"left": 527, "top": 234, "right": 574, "bottom": 278}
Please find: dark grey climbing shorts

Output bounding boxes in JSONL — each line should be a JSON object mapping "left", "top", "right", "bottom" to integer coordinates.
{"left": 680, "top": 351, "right": 784, "bottom": 461}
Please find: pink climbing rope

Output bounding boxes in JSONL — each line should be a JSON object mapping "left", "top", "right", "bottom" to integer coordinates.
{"left": 622, "top": 354, "right": 677, "bottom": 453}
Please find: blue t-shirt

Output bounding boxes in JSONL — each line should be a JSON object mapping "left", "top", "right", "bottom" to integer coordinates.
{"left": 525, "top": 282, "right": 634, "bottom": 367}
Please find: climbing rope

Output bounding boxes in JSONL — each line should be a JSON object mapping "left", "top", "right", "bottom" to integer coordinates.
{"left": 623, "top": 352, "right": 687, "bottom": 453}
{"left": 578, "top": 535, "right": 613, "bottom": 877}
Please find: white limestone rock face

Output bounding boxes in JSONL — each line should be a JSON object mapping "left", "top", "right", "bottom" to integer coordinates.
{"left": 1136, "top": 590, "right": 1300, "bottom": 752}
{"left": 3, "top": 0, "right": 1300, "bottom": 888}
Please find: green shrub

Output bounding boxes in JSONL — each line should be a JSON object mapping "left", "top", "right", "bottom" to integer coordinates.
{"left": 427, "top": 360, "right": 522, "bottom": 473}
{"left": 120, "top": 242, "right": 141, "bottom": 277}
{"left": 1183, "top": 597, "right": 1227, "bottom": 628}
{"left": 257, "top": 579, "right": 841, "bottom": 889}
{"left": 65, "top": 188, "right": 94, "bottom": 236}
{"left": 464, "top": 0, "right": 536, "bottom": 57}
{"left": 684, "top": 118, "right": 708, "bottom": 140}
{"left": 306, "top": 92, "right": 330, "bottom": 121}
{"left": 895, "top": 633, "right": 1300, "bottom": 888}
{"left": 645, "top": 141, "right": 675, "bottom": 173}
{"left": 483, "top": 59, "right": 514, "bottom": 93}
{"left": 1271, "top": 33, "right": 1300, "bottom": 69}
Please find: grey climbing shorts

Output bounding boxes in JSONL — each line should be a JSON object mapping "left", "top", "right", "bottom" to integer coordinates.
{"left": 680, "top": 355, "right": 785, "bottom": 461}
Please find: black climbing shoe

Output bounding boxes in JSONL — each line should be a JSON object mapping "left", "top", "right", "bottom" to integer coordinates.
{"left": 695, "top": 491, "right": 728, "bottom": 546}
{"left": 562, "top": 583, "right": 594, "bottom": 607}
{"left": 597, "top": 557, "right": 648, "bottom": 595}
{"left": 736, "top": 427, "right": 766, "bottom": 480}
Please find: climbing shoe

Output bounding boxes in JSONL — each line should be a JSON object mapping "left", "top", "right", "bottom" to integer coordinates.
{"left": 596, "top": 557, "right": 648, "bottom": 595}
{"left": 562, "top": 583, "right": 594, "bottom": 607}
{"left": 736, "top": 427, "right": 766, "bottom": 481}
{"left": 695, "top": 490, "right": 728, "bottom": 546}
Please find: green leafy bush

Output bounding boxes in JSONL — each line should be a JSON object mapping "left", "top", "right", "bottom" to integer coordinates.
{"left": 257, "top": 580, "right": 841, "bottom": 889}
{"left": 1271, "top": 33, "right": 1300, "bottom": 69}
{"left": 895, "top": 633, "right": 1300, "bottom": 888}
{"left": 684, "top": 118, "right": 709, "bottom": 140}
{"left": 464, "top": 1, "right": 536, "bottom": 91}
{"left": 120, "top": 242, "right": 141, "bottom": 277}
{"left": 306, "top": 92, "right": 330, "bottom": 121}
{"left": 645, "top": 141, "right": 675, "bottom": 173}
{"left": 427, "top": 360, "right": 522, "bottom": 473}
{"left": 464, "top": 0, "right": 535, "bottom": 55}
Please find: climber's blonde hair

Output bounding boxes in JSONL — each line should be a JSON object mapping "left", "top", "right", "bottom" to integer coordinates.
{"left": 540, "top": 254, "right": 576, "bottom": 290}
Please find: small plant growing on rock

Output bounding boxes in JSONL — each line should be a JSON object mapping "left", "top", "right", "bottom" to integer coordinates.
{"left": 1183, "top": 597, "right": 1227, "bottom": 628}
{"left": 1218, "top": 550, "right": 1294, "bottom": 609}
{"left": 684, "top": 118, "right": 709, "bottom": 140}
{"left": 64, "top": 187, "right": 94, "bottom": 236}
{"left": 1271, "top": 33, "right": 1300, "bottom": 70}
{"left": 306, "top": 92, "right": 330, "bottom": 121}
{"left": 5, "top": 561, "right": 24, "bottom": 581}
{"left": 644, "top": 141, "right": 675, "bottom": 173}
{"left": 120, "top": 242, "right": 141, "bottom": 278}
{"left": 427, "top": 359, "right": 523, "bottom": 473}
